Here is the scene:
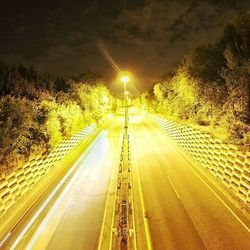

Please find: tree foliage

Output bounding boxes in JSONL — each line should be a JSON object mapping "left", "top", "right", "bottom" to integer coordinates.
{"left": 137, "top": 14, "right": 250, "bottom": 147}
{"left": 0, "top": 64, "right": 113, "bottom": 172}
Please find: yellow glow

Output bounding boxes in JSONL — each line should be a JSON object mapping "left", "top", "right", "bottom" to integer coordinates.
{"left": 121, "top": 75, "right": 130, "bottom": 84}
{"left": 10, "top": 133, "right": 105, "bottom": 249}
{"left": 103, "top": 96, "right": 109, "bottom": 103}
{"left": 125, "top": 90, "right": 129, "bottom": 95}
{"left": 117, "top": 71, "right": 133, "bottom": 84}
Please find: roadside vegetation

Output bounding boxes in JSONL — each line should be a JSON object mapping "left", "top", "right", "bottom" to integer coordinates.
{"left": 136, "top": 15, "right": 250, "bottom": 149}
{"left": 0, "top": 65, "right": 113, "bottom": 172}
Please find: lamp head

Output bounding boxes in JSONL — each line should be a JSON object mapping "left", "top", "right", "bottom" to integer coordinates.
{"left": 121, "top": 75, "right": 130, "bottom": 84}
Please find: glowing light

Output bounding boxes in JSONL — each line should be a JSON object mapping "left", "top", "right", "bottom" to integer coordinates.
{"left": 125, "top": 91, "right": 129, "bottom": 95}
{"left": 117, "top": 71, "right": 133, "bottom": 85}
{"left": 103, "top": 96, "right": 109, "bottom": 103}
{"left": 10, "top": 133, "right": 105, "bottom": 250}
{"left": 121, "top": 75, "right": 130, "bottom": 84}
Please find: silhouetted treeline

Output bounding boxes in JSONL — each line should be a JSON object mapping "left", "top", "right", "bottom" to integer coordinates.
{"left": 0, "top": 62, "right": 70, "bottom": 98}
{"left": 0, "top": 64, "right": 113, "bottom": 172}
{"left": 137, "top": 15, "right": 250, "bottom": 147}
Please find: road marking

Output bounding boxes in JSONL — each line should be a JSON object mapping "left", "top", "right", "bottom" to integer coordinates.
{"left": 183, "top": 158, "right": 250, "bottom": 234}
{"left": 167, "top": 176, "right": 181, "bottom": 200}
{"left": 130, "top": 127, "right": 153, "bottom": 250}
{"left": 152, "top": 117, "right": 250, "bottom": 234}
{"left": 10, "top": 132, "right": 104, "bottom": 250}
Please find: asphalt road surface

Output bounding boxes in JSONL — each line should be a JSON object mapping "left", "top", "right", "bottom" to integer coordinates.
{"left": 131, "top": 114, "right": 250, "bottom": 250}
{"left": 2, "top": 113, "right": 250, "bottom": 250}
{"left": 3, "top": 116, "right": 123, "bottom": 250}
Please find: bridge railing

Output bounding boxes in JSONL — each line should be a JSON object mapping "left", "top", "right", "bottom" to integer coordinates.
{"left": 0, "top": 124, "right": 96, "bottom": 219}
{"left": 156, "top": 117, "right": 250, "bottom": 207}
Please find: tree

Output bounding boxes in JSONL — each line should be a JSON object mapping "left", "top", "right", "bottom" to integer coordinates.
{"left": 184, "top": 44, "right": 226, "bottom": 83}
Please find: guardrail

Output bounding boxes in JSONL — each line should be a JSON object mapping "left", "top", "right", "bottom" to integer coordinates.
{"left": 0, "top": 124, "right": 96, "bottom": 220}
{"left": 156, "top": 117, "right": 250, "bottom": 207}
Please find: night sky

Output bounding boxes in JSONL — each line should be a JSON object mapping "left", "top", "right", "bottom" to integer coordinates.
{"left": 0, "top": 0, "right": 250, "bottom": 91}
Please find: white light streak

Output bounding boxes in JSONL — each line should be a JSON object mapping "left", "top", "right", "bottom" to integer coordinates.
{"left": 10, "top": 132, "right": 104, "bottom": 250}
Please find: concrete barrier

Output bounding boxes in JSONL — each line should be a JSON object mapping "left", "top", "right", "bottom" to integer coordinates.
{"left": 0, "top": 124, "right": 96, "bottom": 219}
{"left": 156, "top": 117, "right": 250, "bottom": 206}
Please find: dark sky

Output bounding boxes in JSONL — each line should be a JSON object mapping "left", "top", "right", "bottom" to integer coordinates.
{"left": 0, "top": 0, "right": 249, "bottom": 92}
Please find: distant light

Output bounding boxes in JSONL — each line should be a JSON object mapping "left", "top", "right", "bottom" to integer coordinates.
{"left": 103, "top": 96, "right": 109, "bottom": 103}
{"left": 125, "top": 90, "right": 129, "bottom": 95}
{"left": 117, "top": 71, "right": 133, "bottom": 86}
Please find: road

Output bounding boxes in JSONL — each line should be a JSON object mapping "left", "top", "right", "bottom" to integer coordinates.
{"left": 1, "top": 113, "right": 250, "bottom": 250}
{"left": 131, "top": 113, "right": 250, "bottom": 250}
{"left": 2, "top": 116, "right": 123, "bottom": 250}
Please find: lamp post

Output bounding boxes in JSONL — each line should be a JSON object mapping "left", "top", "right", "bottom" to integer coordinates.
{"left": 121, "top": 75, "right": 130, "bottom": 133}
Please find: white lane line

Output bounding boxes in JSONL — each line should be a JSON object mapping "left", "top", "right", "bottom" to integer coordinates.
{"left": 167, "top": 176, "right": 181, "bottom": 200}
{"left": 10, "top": 132, "right": 104, "bottom": 250}
{"left": 152, "top": 118, "right": 250, "bottom": 234}
{"left": 183, "top": 158, "right": 250, "bottom": 234}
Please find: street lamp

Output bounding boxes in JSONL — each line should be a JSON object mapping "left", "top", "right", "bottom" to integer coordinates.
{"left": 121, "top": 74, "right": 130, "bottom": 132}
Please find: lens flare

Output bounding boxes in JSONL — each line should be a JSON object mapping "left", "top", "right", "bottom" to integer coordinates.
{"left": 96, "top": 40, "right": 120, "bottom": 73}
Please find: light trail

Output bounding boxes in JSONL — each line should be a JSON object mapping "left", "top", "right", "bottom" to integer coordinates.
{"left": 26, "top": 139, "right": 108, "bottom": 249}
{"left": 10, "top": 132, "right": 105, "bottom": 250}
{"left": 97, "top": 132, "right": 123, "bottom": 250}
